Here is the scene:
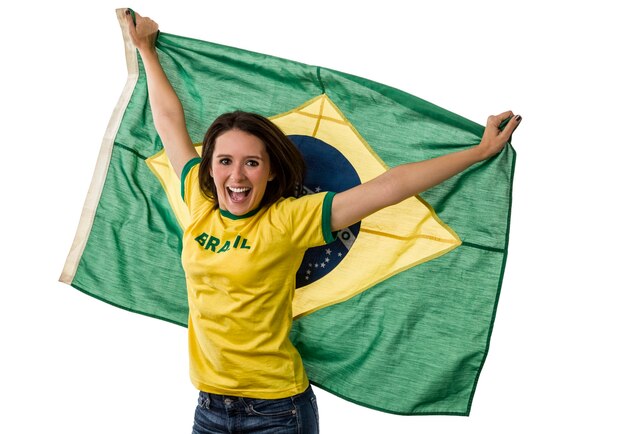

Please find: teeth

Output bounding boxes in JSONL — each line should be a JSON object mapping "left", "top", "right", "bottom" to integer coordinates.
{"left": 228, "top": 187, "right": 250, "bottom": 193}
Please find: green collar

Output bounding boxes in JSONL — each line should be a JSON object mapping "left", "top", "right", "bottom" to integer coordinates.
{"left": 219, "top": 206, "right": 262, "bottom": 220}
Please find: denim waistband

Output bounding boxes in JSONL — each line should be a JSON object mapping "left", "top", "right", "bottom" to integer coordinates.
{"left": 197, "top": 385, "right": 313, "bottom": 411}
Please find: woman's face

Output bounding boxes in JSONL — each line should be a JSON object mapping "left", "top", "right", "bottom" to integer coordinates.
{"left": 210, "top": 129, "right": 273, "bottom": 216}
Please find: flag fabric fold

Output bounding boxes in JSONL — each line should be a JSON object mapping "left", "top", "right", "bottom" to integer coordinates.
{"left": 61, "top": 8, "right": 515, "bottom": 415}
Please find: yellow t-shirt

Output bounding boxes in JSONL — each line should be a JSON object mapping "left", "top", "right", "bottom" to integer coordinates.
{"left": 181, "top": 158, "right": 335, "bottom": 398}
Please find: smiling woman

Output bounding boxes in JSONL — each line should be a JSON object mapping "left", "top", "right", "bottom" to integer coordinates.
{"left": 123, "top": 8, "right": 520, "bottom": 433}
{"left": 197, "top": 111, "right": 306, "bottom": 216}
{"left": 211, "top": 130, "right": 272, "bottom": 216}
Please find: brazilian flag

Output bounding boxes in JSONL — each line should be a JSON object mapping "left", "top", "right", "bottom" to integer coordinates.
{"left": 61, "top": 9, "right": 515, "bottom": 415}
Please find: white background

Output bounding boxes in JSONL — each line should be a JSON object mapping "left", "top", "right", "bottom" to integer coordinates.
{"left": 1, "top": 1, "right": 624, "bottom": 433}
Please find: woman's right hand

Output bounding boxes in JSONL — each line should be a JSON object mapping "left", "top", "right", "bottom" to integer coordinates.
{"left": 123, "top": 9, "right": 199, "bottom": 178}
{"left": 126, "top": 10, "right": 159, "bottom": 53}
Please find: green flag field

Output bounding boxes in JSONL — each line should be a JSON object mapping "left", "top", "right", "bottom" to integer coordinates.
{"left": 61, "top": 8, "right": 515, "bottom": 415}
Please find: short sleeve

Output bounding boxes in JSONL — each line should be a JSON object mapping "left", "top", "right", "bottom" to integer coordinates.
{"left": 181, "top": 157, "right": 213, "bottom": 217}
{"left": 273, "top": 192, "right": 336, "bottom": 249}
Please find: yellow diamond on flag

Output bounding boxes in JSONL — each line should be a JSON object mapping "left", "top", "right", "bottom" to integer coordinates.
{"left": 146, "top": 94, "right": 461, "bottom": 318}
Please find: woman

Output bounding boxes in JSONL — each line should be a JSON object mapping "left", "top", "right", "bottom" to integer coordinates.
{"left": 126, "top": 10, "right": 521, "bottom": 434}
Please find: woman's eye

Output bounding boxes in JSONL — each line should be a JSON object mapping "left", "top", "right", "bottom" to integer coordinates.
{"left": 246, "top": 160, "right": 259, "bottom": 167}
{"left": 219, "top": 158, "right": 231, "bottom": 165}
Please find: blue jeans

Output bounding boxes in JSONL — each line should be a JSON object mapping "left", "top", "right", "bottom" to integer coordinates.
{"left": 192, "top": 385, "right": 319, "bottom": 434}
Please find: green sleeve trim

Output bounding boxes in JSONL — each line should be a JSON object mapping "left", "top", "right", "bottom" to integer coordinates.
{"left": 181, "top": 157, "right": 202, "bottom": 201}
{"left": 321, "top": 192, "right": 336, "bottom": 244}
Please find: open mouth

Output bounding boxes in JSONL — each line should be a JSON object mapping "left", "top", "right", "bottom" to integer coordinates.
{"left": 227, "top": 186, "right": 251, "bottom": 203}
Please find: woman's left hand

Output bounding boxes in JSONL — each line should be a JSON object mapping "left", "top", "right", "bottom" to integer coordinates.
{"left": 475, "top": 111, "right": 522, "bottom": 160}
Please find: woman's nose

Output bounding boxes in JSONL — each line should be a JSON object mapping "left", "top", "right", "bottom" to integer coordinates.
{"left": 230, "top": 164, "right": 245, "bottom": 181}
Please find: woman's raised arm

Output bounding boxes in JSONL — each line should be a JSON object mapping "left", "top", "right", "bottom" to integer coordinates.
{"left": 126, "top": 10, "right": 199, "bottom": 178}
{"left": 330, "top": 111, "right": 522, "bottom": 231}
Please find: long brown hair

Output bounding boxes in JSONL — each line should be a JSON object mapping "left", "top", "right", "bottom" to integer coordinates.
{"left": 198, "top": 111, "right": 306, "bottom": 208}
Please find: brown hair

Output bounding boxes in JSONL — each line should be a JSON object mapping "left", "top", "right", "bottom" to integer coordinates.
{"left": 198, "top": 111, "right": 306, "bottom": 208}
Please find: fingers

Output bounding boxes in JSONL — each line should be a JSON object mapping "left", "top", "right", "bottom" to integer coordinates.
{"left": 125, "top": 10, "right": 159, "bottom": 48}
{"left": 125, "top": 9, "right": 135, "bottom": 25}
{"left": 125, "top": 11, "right": 133, "bottom": 25}
{"left": 125, "top": 9, "right": 153, "bottom": 29}
{"left": 501, "top": 113, "right": 522, "bottom": 140}
{"left": 125, "top": 11, "right": 137, "bottom": 43}
{"left": 486, "top": 111, "right": 522, "bottom": 139}
{"left": 498, "top": 112, "right": 522, "bottom": 143}
{"left": 486, "top": 111, "right": 512, "bottom": 130}
{"left": 125, "top": 9, "right": 143, "bottom": 20}
{"left": 475, "top": 110, "right": 521, "bottom": 160}
{"left": 125, "top": 10, "right": 138, "bottom": 44}
{"left": 493, "top": 111, "right": 514, "bottom": 123}
{"left": 478, "top": 110, "right": 522, "bottom": 159}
